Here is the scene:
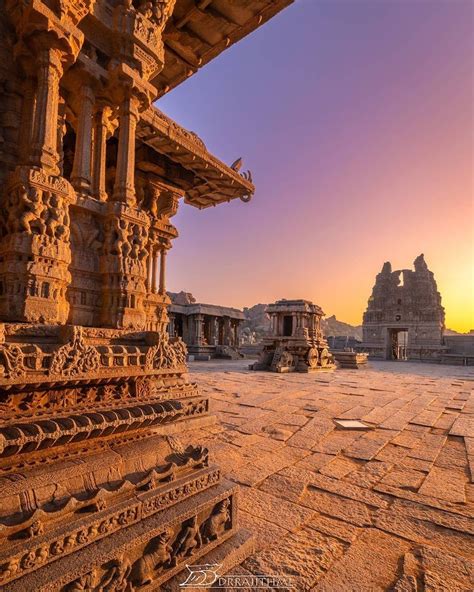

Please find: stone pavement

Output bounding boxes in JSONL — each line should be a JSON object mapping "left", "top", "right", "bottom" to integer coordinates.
{"left": 181, "top": 360, "right": 474, "bottom": 591}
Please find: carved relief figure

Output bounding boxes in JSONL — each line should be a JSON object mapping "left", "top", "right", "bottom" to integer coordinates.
{"left": 201, "top": 498, "right": 230, "bottom": 544}
{"left": 172, "top": 515, "right": 202, "bottom": 561}
{"left": 131, "top": 528, "right": 173, "bottom": 586}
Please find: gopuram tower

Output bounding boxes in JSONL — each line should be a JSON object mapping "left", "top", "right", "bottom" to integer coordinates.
{"left": 0, "top": 1, "right": 293, "bottom": 589}
{"left": 361, "top": 254, "right": 446, "bottom": 361}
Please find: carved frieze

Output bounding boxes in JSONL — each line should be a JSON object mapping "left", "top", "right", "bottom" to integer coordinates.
{"left": 0, "top": 468, "right": 222, "bottom": 589}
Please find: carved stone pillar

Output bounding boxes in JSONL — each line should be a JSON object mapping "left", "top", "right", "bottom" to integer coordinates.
{"left": 19, "top": 76, "right": 36, "bottom": 163}
{"left": 194, "top": 314, "right": 203, "bottom": 346}
{"left": 71, "top": 84, "right": 95, "bottom": 192}
{"left": 92, "top": 105, "right": 108, "bottom": 200}
{"left": 152, "top": 247, "right": 159, "bottom": 293}
{"left": 211, "top": 316, "right": 219, "bottom": 345}
{"left": 30, "top": 48, "right": 63, "bottom": 174}
{"left": 159, "top": 247, "right": 167, "bottom": 295}
{"left": 113, "top": 93, "right": 140, "bottom": 204}
{"left": 147, "top": 247, "right": 154, "bottom": 292}
{"left": 223, "top": 317, "right": 232, "bottom": 346}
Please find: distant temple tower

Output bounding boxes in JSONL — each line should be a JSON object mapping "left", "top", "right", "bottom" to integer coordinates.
{"left": 361, "top": 254, "right": 446, "bottom": 361}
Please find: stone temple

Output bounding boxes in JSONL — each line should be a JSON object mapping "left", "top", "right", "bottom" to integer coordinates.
{"left": 361, "top": 254, "right": 447, "bottom": 361}
{"left": 0, "top": 1, "right": 293, "bottom": 590}
{"left": 251, "top": 299, "right": 335, "bottom": 373}
{"left": 168, "top": 292, "right": 244, "bottom": 360}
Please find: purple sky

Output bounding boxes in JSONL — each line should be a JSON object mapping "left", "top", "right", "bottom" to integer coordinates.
{"left": 158, "top": 0, "right": 473, "bottom": 331}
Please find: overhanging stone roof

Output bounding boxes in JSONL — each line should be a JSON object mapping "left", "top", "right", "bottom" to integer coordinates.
{"left": 137, "top": 106, "right": 254, "bottom": 208}
{"left": 170, "top": 302, "right": 245, "bottom": 319}
{"left": 154, "top": 0, "right": 294, "bottom": 97}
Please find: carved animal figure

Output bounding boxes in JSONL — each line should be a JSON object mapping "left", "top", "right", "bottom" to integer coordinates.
{"left": 200, "top": 499, "right": 230, "bottom": 544}
{"left": 131, "top": 529, "right": 173, "bottom": 586}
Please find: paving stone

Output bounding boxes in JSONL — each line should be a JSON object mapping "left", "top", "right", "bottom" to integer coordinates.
{"left": 318, "top": 456, "right": 362, "bottom": 479}
{"left": 240, "top": 487, "right": 315, "bottom": 531}
{"left": 450, "top": 417, "right": 474, "bottom": 437}
{"left": 374, "top": 509, "right": 474, "bottom": 556}
{"left": 380, "top": 467, "right": 426, "bottom": 490}
{"left": 300, "top": 489, "right": 373, "bottom": 527}
{"left": 465, "top": 437, "right": 474, "bottom": 482}
{"left": 311, "top": 529, "right": 410, "bottom": 592}
{"left": 345, "top": 460, "right": 393, "bottom": 489}
{"left": 286, "top": 416, "right": 334, "bottom": 449}
{"left": 306, "top": 471, "right": 390, "bottom": 508}
{"left": 390, "top": 499, "right": 474, "bottom": 535}
{"left": 243, "top": 528, "right": 347, "bottom": 591}
{"left": 418, "top": 466, "right": 467, "bottom": 503}
{"left": 305, "top": 513, "right": 362, "bottom": 544}
{"left": 239, "top": 510, "right": 290, "bottom": 552}
{"left": 259, "top": 473, "right": 307, "bottom": 503}
{"left": 187, "top": 360, "right": 474, "bottom": 590}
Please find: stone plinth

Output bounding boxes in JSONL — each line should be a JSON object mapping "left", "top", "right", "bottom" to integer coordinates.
{"left": 332, "top": 350, "right": 369, "bottom": 369}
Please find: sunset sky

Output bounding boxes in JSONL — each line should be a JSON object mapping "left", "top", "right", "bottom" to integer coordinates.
{"left": 158, "top": 0, "right": 474, "bottom": 333}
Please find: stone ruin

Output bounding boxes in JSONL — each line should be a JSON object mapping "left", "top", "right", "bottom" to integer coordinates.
{"left": 250, "top": 299, "right": 335, "bottom": 373}
{"left": 0, "top": 1, "right": 294, "bottom": 589}
{"left": 168, "top": 296, "right": 244, "bottom": 361}
{"left": 361, "top": 254, "right": 447, "bottom": 361}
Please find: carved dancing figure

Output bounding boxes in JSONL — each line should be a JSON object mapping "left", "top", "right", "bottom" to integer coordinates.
{"left": 17, "top": 186, "right": 46, "bottom": 235}
{"left": 172, "top": 515, "right": 202, "bottom": 562}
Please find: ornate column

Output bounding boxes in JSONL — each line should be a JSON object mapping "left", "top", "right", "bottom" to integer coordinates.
{"left": 146, "top": 247, "right": 153, "bottom": 292}
{"left": 92, "top": 105, "right": 108, "bottom": 200}
{"left": 30, "top": 48, "right": 63, "bottom": 174}
{"left": 211, "top": 317, "right": 219, "bottom": 345}
{"left": 195, "top": 314, "right": 203, "bottom": 346}
{"left": 159, "top": 247, "right": 167, "bottom": 295}
{"left": 113, "top": 92, "right": 140, "bottom": 204}
{"left": 19, "top": 76, "right": 37, "bottom": 163}
{"left": 71, "top": 84, "right": 95, "bottom": 192}
{"left": 152, "top": 247, "right": 159, "bottom": 293}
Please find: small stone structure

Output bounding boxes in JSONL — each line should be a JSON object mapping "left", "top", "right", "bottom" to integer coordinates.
{"left": 168, "top": 293, "right": 244, "bottom": 360}
{"left": 333, "top": 351, "right": 369, "bottom": 369}
{"left": 361, "top": 254, "right": 447, "bottom": 361}
{"left": 250, "top": 299, "right": 335, "bottom": 372}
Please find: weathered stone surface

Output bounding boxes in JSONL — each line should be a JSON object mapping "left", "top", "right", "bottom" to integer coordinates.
{"left": 418, "top": 466, "right": 467, "bottom": 503}
{"left": 244, "top": 528, "right": 346, "bottom": 591}
{"left": 311, "top": 529, "right": 411, "bottom": 591}
{"left": 240, "top": 487, "right": 315, "bottom": 531}
{"left": 301, "top": 489, "right": 373, "bottom": 527}
{"left": 182, "top": 359, "right": 473, "bottom": 589}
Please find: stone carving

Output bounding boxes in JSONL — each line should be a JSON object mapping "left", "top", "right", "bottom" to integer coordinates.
{"left": 173, "top": 515, "right": 202, "bottom": 560}
{"left": 98, "top": 555, "right": 133, "bottom": 592}
{"left": 145, "top": 333, "right": 187, "bottom": 369}
{"left": 201, "top": 498, "right": 231, "bottom": 544}
{"left": 0, "top": 400, "right": 189, "bottom": 457}
{"left": 66, "top": 570, "right": 96, "bottom": 592}
{"left": 49, "top": 326, "right": 101, "bottom": 376}
{"left": 131, "top": 528, "right": 174, "bottom": 586}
